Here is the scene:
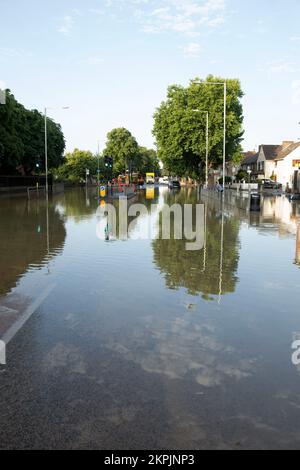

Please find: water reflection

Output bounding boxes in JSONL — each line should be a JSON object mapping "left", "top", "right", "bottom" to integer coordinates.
{"left": 0, "top": 188, "right": 300, "bottom": 449}
{"left": 296, "top": 225, "right": 300, "bottom": 266}
{"left": 0, "top": 196, "right": 66, "bottom": 297}
{"left": 152, "top": 190, "right": 240, "bottom": 299}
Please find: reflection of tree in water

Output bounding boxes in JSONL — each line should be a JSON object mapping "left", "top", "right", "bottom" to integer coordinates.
{"left": 152, "top": 192, "right": 240, "bottom": 297}
{"left": 61, "top": 188, "right": 99, "bottom": 221}
{"left": 0, "top": 197, "right": 66, "bottom": 296}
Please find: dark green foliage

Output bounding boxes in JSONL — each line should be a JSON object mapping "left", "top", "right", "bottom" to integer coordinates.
{"left": 153, "top": 75, "right": 244, "bottom": 177}
{"left": 102, "top": 127, "right": 160, "bottom": 177}
{"left": 0, "top": 90, "right": 65, "bottom": 175}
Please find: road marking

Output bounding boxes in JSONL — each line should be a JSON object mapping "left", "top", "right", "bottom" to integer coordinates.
{"left": 1, "top": 284, "right": 56, "bottom": 345}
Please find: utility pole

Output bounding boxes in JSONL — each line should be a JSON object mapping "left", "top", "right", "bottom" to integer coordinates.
{"left": 44, "top": 108, "right": 48, "bottom": 195}
{"left": 97, "top": 140, "right": 100, "bottom": 189}
{"left": 44, "top": 106, "right": 69, "bottom": 196}
{"left": 194, "top": 80, "right": 227, "bottom": 191}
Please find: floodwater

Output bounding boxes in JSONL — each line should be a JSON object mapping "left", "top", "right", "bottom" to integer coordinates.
{"left": 0, "top": 187, "right": 300, "bottom": 450}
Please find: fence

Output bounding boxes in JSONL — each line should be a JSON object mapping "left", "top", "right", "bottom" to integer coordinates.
{"left": 0, "top": 175, "right": 53, "bottom": 188}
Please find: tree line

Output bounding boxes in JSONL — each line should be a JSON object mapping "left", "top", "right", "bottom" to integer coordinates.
{"left": 0, "top": 90, "right": 65, "bottom": 175}
{"left": 55, "top": 130, "right": 161, "bottom": 184}
{"left": 1, "top": 75, "right": 244, "bottom": 180}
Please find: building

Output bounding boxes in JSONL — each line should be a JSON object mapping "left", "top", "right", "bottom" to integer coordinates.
{"left": 240, "top": 142, "right": 300, "bottom": 191}
{"left": 256, "top": 145, "right": 282, "bottom": 179}
{"left": 240, "top": 151, "right": 259, "bottom": 180}
{"left": 274, "top": 142, "right": 300, "bottom": 192}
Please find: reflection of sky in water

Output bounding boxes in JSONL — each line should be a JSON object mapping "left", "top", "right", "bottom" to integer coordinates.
{"left": 1, "top": 188, "right": 300, "bottom": 449}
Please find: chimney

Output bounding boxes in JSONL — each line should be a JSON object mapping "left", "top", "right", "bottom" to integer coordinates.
{"left": 282, "top": 141, "right": 294, "bottom": 149}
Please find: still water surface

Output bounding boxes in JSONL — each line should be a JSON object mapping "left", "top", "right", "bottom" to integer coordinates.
{"left": 0, "top": 187, "right": 300, "bottom": 449}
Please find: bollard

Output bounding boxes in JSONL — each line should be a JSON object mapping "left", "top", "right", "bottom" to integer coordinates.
{"left": 250, "top": 193, "right": 261, "bottom": 212}
{"left": 100, "top": 186, "right": 106, "bottom": 198}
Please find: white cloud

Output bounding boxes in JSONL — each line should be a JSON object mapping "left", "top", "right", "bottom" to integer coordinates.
{"left": 104, "top": 0, "right": 226, "bottom": 36}
{"left": 0, "top": 47, "right": 19, "bottom": 57}
{"left": 290, "top": 36, "right": 300, "bottom": 42}
{"left": 58, "top": 16, "right": 74, "bottom": 35}
{"left": 267, "top": 60, "right": 296, "bottom": 74}
{"left": 89, "top": 8, "right": 104, "bottom": 15}
{"left": 182, "top": 42, "right": 202, "bottom": 58}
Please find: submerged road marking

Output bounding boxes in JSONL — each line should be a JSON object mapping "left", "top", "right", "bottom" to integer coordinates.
{"left": 1, "top": 284, "right": 56, "bottom": 345}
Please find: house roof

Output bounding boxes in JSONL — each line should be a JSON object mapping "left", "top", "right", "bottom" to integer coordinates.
{"left": 259, "top": 142, "right": 300, "bottom": 161}
{"left": 260, "top": 145, "right": 280, "bottom": 161}
{"left": 275, "top": 142, "right": 300, "bottom": 161}
{"left": 241, "top": 152, "right": 258, "bottom": 166}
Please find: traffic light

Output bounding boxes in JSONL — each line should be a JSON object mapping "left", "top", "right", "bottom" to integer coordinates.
{"left": 104, "top": 156, "right": 113, "bottom": 169}
{"left": 35, "top": 157, "right": 42, "bottom": 171}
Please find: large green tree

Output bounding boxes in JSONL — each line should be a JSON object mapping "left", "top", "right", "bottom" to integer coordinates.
{"left": 136, "top": 147, "right": 161, "bottom": 176}
{"left": 0, "top": 89, "right": 65, "bottom": 174}
{"left": 103, "top": 128, "right": 139, "bottom": 175}
{"left": 153, "top": 75, "right": 244, "bottom": 178}
{"left": 55, "top": 149, "right": 98, "bottom": 184}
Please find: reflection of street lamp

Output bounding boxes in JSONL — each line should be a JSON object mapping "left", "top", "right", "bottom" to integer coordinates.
{"left": 192, "top": 109, "right": 209, "bottom": 188}
{"left": 201, "top": 203, "right": 208, "bottom": 273}
{"left": 218, "top": 199, "right": 225, "bottom": 304}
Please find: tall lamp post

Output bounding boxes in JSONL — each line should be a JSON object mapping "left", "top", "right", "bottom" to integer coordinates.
{"left": 194, "top": 80, "right": 227, "bottom": 190}
{"left": 44, "top": 106, "right": 69, "bottom": 195}
{"left": 247, "top": 166, "right": 252, "bottom": 193}
{"left": 193, "top": 109, "right": 209, "bottom": 188}
{"left": 97, "top": 140, "right": 100, "bottom": 188}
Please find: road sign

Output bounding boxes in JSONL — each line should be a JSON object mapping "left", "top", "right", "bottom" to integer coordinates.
{"left": 86, "top": 169, "right": 90, "bottom": 176}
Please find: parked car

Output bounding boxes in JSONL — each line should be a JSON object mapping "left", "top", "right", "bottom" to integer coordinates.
{"left": 146, "top": 175, "right": 155, "bottom": 185}
{"left": 287, "top": 193, "right": 300, "bottom": 201}
{"left": 262, "top": 179, "right": 282, "bottom": 190}
{"left": 168, "top": 180, "right": 181, "bottom": 190}
{"left": 159, "top": 176, "right": 169, "bottom": 185}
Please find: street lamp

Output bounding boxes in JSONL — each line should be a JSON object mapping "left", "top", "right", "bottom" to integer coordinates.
{"left": 192, "top": 109, "right": 209, "bottom": 188}
{"left": 247, "top": 165, "right": 252, "bottom": 193}
{"left": 97, "top": 140, "right": 101, "bottom": 188}
{"left": 44, "top": 106, "right": 70, "bottom": 195}
{"left": 194, "top": 79, "right": 227, "bottom": 191}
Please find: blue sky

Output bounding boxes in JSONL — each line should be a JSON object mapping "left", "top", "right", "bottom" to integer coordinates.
{"left": 0, "top": 0, "right": 300, "bottom": 154}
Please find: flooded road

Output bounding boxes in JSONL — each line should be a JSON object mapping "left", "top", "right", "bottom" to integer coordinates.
{"left": 1, "top": 187, "right": 300, "bottom": 449}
